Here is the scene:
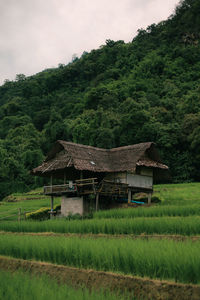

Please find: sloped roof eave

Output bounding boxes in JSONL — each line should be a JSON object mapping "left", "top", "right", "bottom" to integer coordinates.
{"left": 31, "top": 140, "right": 168, "bottom": 176}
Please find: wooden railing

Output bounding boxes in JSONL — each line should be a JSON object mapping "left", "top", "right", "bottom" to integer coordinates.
{"left": 44, "top": 184, "right": 77, "bottom": 195}
{"left": 76, "top": 178, "right": 98, "bottom": 195}
{"left": 44, "top": 178, "right": 152, "bottom": 196}
{"left": 44, "top": 178, "right": 98, "bottom": 195}
{"left": 98, "top": 180, "right": 129, "bottom": 196}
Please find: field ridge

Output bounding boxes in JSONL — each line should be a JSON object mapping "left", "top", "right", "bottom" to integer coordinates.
{"left": 1, "top": 231, "right": 200, "bottom": 241}
{"left": 0, "top": 255, "right": 199, "bottom": 300}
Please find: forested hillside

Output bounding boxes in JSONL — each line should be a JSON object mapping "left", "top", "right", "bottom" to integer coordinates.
{"left": 0, "top": 0, "right": 200, "bottom": 199}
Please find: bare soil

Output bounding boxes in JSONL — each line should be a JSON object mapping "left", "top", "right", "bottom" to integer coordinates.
{"left": 0, "top": 255, "right": 199, "bottom": 300}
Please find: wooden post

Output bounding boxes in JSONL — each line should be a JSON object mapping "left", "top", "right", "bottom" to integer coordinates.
{"left": 51, "top": 196, "right": 54, "bottom": 212}
{"left": 92, "top": 178, "right": 96, "bottom": 194}
{"left": 50, "top": 175, "right": 53, "bottom": 193}
{"left": 64, "top": 172, "right": 66, "bottom": 185}
{"left": 18, "top": 208, "right": 21, "bottom": 222}
{"left": 148, "top": 193, "right": 152, "bottom": 205}
{"left": 128, "top": 189, "right": 132, "bottom": 204}
{"left": 80, "top": 171, "right": 83, "bottom": 180}
{"left": 96, "top": 193, "right": 99, "bottom": 211}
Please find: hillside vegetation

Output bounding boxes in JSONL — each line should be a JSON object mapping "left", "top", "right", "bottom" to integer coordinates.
{"left": 0, "top": 0, "right": 200, "bottom": 199}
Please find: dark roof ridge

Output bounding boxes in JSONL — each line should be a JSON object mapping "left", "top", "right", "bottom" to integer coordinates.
{"left": 58, "top": 140, "right": 109, "bottom": 152}
{"left": 110, "top": 142, "right": 154, "bottom": 152}
{"left": 58, "top": 140, "right": 154, "bottom": 152}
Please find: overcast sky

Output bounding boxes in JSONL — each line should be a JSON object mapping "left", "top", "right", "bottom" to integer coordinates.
{"left": 0, "top": 0, "right": 180, "bottom": 85}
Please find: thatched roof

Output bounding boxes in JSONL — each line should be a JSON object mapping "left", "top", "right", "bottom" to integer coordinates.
{"left": 32, "top": 140, "right": 168, "bottom": 178}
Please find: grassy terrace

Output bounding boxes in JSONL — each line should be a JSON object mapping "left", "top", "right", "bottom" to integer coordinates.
{"left": 1, "top": 216, "right": 200, "bottom": 235}
{"left": 0, "top": 188, "right": 60, "bottom": 221}
{"left": 0, "top": 269, "right": 130, "bottom": 300}
{"left": 0, "top": 183, "right": 200, "bottom": 235}
{"left": 94, "top": 204, "right": 200, "bottom": 218}
{"left": 0, "top": 182, "right": 200, "bottom": 299}
{"left": 0, "top": 183, "right": 199, "bottom": 221}
{"left": 153, "top": 182, "right": 200, "bottom": 205}
{"left": 0, "top": 234, "right": 200, "bottom": 284}
{"left": 94, "top": 182, "right": 200, "bottom": 218}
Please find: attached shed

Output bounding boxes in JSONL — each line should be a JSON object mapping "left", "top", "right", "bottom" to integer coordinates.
{"left": 32, "top": 140, "right": 169, "bottom": 216}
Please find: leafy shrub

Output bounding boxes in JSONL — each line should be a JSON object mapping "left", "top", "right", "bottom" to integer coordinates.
{"left": 26, "top": 204, "right": 61, "bottom": 220}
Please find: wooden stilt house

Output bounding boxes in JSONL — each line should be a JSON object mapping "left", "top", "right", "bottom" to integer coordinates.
{"left": 32, "top": 140, "right": 169, "bottom": 216}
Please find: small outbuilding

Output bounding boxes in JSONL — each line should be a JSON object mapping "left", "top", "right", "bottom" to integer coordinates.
{"left": 32, "top": 140, "right": 169, "bottom": 216}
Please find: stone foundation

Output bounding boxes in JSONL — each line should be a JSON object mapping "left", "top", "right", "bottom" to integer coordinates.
{"left": 61, "top": 196, "right": 83, "bottom": 216}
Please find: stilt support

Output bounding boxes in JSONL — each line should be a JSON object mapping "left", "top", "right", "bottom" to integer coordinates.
{"left": 50, "top": 175, "right": 53, "bottom": 193}
{"left": 148, "top": 193, "right": 152, "bottom": 205}
{"left": 51, "top": 196, "right": 54, "bottom": 212}
{"left": 128, "top": 189, "right": 132, "bottom": 204}
{"left": 96, "top": 193, "right": 99, "bottom": 211}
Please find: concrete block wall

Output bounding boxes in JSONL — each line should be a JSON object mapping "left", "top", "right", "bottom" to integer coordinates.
{"left": 61, "top": 196, "right": 84, "bottom": 216}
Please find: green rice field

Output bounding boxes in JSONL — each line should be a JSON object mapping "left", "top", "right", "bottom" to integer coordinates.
{"left": 0, "top": 269, "right": 130, "bottom": 300}
{"left": 154, "top": 182, "right": 200, "bottom": 205}
{"left": 1, "top": 182, "right": 200, "bottom": 298}
{"left": 1, "top": 216, "right": 200, "bottom": 235}
{"left": 94, "top": 204, "right": 200, "bottom": 218}
{"left": 0, "top": 234, "right": 199, "bottom": 284}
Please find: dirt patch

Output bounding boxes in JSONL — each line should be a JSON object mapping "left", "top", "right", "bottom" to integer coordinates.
{"left": 1, "top": 231, "right": 200, "bottom": 242}
{"left": 0, "top": 255, "right": 199, "bottom": 300}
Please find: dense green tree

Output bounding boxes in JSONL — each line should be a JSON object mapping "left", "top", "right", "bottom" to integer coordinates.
{"left": 0, "top": 0, "right": 200, "bottom": 198}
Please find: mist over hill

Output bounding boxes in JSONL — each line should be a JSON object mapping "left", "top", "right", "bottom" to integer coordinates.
{"left": 0, "top": 0, "right": 200, "bottom": 199}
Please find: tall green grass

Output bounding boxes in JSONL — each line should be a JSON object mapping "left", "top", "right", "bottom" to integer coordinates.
{"left": 0, "top": 234, "right": 199, "bottom": 284}
{"left": 1, "top": 216, "right": 200, "bottom": 235}
{"left": 154, "top": 182, "right": 200, "bottom": 205}
{"left": 94, "top": 204, "right": 200, "bottom": 219}
{"left": 0, "top": 270, "right": 129, "bottom": 300}
{"left": 0, "top": 197, "right": 60, "bottom": 221}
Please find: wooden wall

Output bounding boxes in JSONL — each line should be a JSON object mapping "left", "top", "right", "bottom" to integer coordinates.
{"left": 104, "top": 167, "right": 153, "bottom": 189}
